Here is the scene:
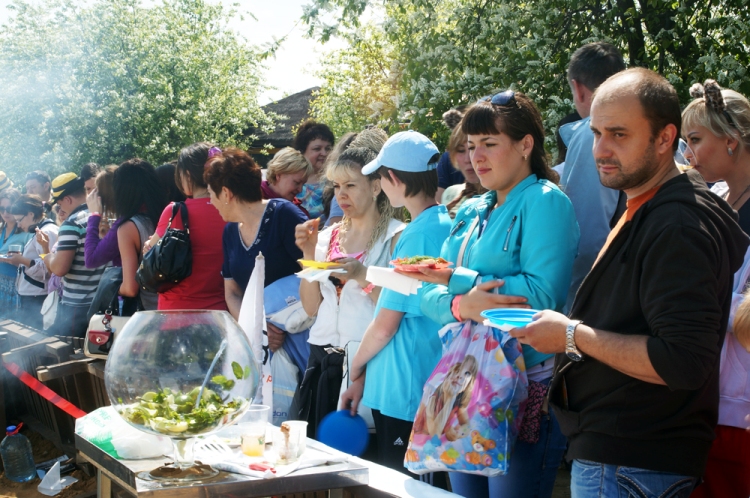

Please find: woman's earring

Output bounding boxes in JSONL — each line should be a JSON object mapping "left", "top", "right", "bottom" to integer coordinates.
{"left": 728, "top": 147, "right": 734, "bottom": 156}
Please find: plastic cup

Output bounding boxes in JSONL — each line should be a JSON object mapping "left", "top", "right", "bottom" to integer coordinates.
{"left": 240, "top": 405, "right": 270, "bottom": 457}
{"left": 282, "top": 420, "right": 308, "bottom": 457}
{"left": 7, "top": 244, "right": 22, "bottom": 255}
{"left": 273, "top": 423, "right": 301, "bottom": 464}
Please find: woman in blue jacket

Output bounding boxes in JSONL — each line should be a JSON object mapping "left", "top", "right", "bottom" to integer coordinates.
{"left": 418, "top": 90, "right": 580, "bottom": 497}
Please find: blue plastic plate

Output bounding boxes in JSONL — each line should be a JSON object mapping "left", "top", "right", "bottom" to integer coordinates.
{"left": 480, "top": 309, "right": 540, "bottom": 330}
{"left": 317, "top": 410, "right": 370, "bottom": 456}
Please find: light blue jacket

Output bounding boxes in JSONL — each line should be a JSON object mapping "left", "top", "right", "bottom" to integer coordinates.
{"left": 559, "top": 117, "right": 619, "bottom": 311}
{"left": 420, "top": 174, "right": 580, "bottom": 368}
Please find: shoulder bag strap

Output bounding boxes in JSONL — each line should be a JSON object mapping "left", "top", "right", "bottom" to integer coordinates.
{"left": 178, "top": 202, "right": 189, "bottom": 232}
{"left": 165, "top": 202, "right": 180, "bottom": 231}
{"left": 456, "top": 216, "right": 480, "bottom": 267}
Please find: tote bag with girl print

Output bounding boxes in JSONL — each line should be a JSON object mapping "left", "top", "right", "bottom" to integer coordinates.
{"left": 406, "top": 320, "right": 528, "bottom": 476}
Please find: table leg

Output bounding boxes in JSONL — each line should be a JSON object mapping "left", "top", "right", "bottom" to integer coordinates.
{"left": 97, "top": 469, "right": 112, "bottom": 498}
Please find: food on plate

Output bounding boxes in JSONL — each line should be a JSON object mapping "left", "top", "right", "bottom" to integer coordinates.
{"left": 390, "top": 256, "right": 452, "bottom": 271}
{"left": 297, "top": 259, "right": 341, "bottom": 270}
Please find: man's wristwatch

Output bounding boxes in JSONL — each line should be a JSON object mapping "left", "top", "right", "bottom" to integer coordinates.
{"left": 565, "top": 320, "right": 584, "bottom": 362}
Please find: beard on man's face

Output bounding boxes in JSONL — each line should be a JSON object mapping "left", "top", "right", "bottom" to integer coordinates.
{"left": 597, "top": 141, "right": 657, "bottom": 191}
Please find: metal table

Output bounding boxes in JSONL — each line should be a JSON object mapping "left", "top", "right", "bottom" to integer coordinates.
{"left": 76, "top": 434, "right": 369, "bottom": 497}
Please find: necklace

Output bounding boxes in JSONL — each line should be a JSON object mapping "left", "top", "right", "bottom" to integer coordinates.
{"left": 725, "top": 184, "right": 750, "bottom": 209}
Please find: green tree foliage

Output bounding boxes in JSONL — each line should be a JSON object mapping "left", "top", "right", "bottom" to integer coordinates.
{"left": 0, "top": 0, "right": 273, "bottom": 180}
{"left": 305, "top": 0, "right": 750, "bottom": 149}
{"left": 310, "top": 24, "right": 402, "bottom": 137}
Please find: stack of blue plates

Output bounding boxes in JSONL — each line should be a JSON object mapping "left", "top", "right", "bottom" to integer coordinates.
{"left": 480, "top": 309, "right": 540, "bottom": 330}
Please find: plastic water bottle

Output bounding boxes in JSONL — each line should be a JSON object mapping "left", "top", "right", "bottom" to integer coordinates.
{"left": 0, "top": 424, "right": 36, "bottom": 482}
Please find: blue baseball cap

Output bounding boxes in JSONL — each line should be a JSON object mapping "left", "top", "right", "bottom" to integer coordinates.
{"left": 361, "top": 130, "right": 440, "bottom": 175}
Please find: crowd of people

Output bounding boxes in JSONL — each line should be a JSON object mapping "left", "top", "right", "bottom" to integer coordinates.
{"left": 0, "top": 41, "right": 749, "bottom": 498}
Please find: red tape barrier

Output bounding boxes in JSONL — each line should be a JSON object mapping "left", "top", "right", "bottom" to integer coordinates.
{"left": 3, "top": 361, "right": 87, "bottom": 419}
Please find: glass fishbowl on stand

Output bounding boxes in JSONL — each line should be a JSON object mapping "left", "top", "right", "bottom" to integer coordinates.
{"left": 104, "top": 310, "right": 260, "bottom": 483}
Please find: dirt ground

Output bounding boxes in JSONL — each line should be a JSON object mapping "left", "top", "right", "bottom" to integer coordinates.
{"left": 0, "top": 426, "right": 96, "bottom": 498}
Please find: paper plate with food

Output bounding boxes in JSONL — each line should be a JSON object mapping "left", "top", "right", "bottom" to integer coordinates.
{"left": 297, "top": 259, "right": 342, "bottom": 270}
{"left": 390, "top": 256, "right": 453, "bottom": 272}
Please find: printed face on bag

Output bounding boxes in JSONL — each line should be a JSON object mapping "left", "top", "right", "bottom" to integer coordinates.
{"left": 452, "top": 362, "right": 475, "bottom": 393}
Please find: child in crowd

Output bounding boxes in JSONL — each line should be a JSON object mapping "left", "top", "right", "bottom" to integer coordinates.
{"left": 340, "top": 131, "right": 453, "bottom": 473}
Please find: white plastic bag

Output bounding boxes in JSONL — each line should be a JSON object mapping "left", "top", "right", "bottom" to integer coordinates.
{"left": 75, "top": 406, "right": 172, "bottom": 459}
{"left": 41, "top": 291, "right": 58, "bottom": 330}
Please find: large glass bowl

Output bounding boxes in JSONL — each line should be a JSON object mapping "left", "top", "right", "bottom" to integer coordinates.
{"left": 104, "top": 310, "right": 260, "bottom": 481}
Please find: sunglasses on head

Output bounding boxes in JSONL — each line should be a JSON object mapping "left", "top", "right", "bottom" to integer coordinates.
{"left": 478, "top": 90, "right": 517, "bottom": 107}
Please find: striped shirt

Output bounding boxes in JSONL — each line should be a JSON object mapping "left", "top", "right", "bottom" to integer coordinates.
{"left": 57, "top": 204, "right": 105, "bottom": 306}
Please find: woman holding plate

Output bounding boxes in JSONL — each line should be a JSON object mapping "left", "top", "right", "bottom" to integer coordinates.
{"left": 292, "top": 127, "right": 404, "bottom": 436}
{"left": 414, "top": 90, "right": 579, "bottom": 498}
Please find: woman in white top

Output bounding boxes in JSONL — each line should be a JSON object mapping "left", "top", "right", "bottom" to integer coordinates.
{"left": 292, "top": 130, "right": 404, "bottom": 434}
{"left": 1, "top": 194, "right": 58, "bottom": 329}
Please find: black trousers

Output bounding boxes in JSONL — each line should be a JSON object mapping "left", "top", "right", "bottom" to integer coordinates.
{"left": 289, "top": 344, "right": 344, "bottom": 439}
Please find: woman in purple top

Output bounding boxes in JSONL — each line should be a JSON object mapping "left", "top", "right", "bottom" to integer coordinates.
{"left": 84, "top": 166, "right": 122, "bottom": 268}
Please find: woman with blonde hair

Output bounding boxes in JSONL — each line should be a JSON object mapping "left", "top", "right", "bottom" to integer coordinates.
{"left": 414, "top": 354, "right": 478, "bottom": 440}
{"left": 682, "top": 79, "right": 750, "bottom": 498}
{"left": 261, "top": 147, "right": 313, "bottom": 216}
{"left": 292, "top": 127, "right": 404, "bottom": 435}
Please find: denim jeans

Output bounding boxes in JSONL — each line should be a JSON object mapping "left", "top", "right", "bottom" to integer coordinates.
{"left": 571, "top": 459, "right": 697, "bottom": 498}
{"left": 449, "top": 409, "right": 567, "bottom": 498}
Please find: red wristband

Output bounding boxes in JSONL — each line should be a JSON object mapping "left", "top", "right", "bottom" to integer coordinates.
{"left": 451, "top": 295, "right": 463, "bottom": 322}
{"left": 362, "top": 282, "right": 376, "bottom": 295}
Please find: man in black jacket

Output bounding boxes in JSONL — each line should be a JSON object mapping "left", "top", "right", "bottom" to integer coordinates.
{"left": 512, "top": 68, "right": 749, "bottom": 496}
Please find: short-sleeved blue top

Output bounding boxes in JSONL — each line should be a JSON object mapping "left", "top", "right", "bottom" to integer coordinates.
{"left": 362, "top": 204, "right": 453, "bottom": 421}
{"left": 222, "top": 199, "right": 306, "bottom": 290}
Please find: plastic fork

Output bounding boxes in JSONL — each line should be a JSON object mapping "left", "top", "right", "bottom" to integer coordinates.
{"left": 195, "top": 438, "right": 233, "bottom": 464}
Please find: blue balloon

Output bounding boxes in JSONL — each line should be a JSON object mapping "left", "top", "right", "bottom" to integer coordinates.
{"left": 317, "top": 410, "right": 370, "bottom": 456}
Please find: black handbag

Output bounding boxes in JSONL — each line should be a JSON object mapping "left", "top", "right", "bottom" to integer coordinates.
{"left": 135, "top": 202, "right": 192, "bottom": 293}
{"left": 85, "top": 266, "right": 142, "bottom": 358}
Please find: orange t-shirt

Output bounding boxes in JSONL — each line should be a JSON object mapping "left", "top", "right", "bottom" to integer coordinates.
{"left": 595, "top": 186, "right": 660, "bottom": 265}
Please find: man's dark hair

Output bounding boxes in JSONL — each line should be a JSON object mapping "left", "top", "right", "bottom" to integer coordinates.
{"left": 25, "top": 170, "right": 50, "bottom": 185}
{"left": 113, "top": 159, "right": 166, "bottom": 225}
{"left": 293, "top": 120, "right": 335, "bottom": 154}
{"left": 627, "top": 68, "right": 682, "bottom": 152}
{"left": 376, "top": 160, "right": 440, "bottom": 199}
{"left": 568, "top": 42, "right": 626, "bottom": 91}
{"left": 79, "top": 163, "right": 101, "bottom": 182}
